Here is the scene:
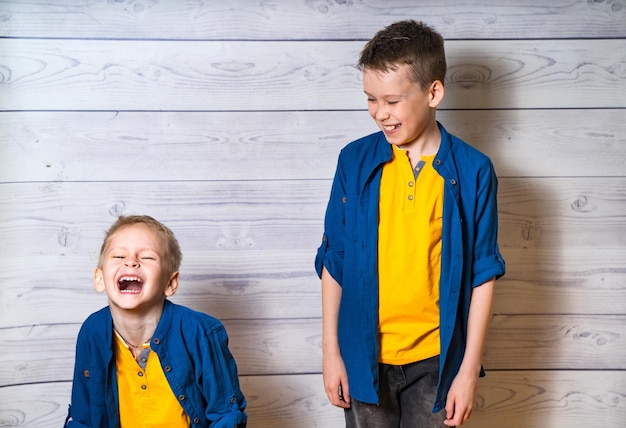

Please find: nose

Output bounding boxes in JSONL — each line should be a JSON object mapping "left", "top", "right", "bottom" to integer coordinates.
{"left": 125, "top": 257, "right": 139, "bottom": 268}
{"left": 374, "top": 103, "right": 389, "bottom": 121}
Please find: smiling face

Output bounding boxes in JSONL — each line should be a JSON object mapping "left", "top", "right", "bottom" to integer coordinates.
{"left": 94, "top": 223, "right": 178, "bottom": 315}
{"left": 363, "top": 63, "right": 444, "bottom": 153}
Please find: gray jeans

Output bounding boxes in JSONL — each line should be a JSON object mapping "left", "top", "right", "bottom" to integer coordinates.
{"left": 344, "top": 356, "right": 449, "bottom": 428}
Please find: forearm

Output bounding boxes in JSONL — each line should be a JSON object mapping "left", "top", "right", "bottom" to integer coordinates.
{"left": 459, "top": 278, "right": 495, "bottom": 376}
{"left": 321, "top": 267, "right": 342, "bottom": 356}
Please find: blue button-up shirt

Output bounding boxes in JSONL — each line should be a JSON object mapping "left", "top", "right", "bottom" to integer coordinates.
{"left": 65, "top": 300, "right": 247, "bottom": 427}
{"left": 315, "top": 122, "right": 505, "bottom": 412}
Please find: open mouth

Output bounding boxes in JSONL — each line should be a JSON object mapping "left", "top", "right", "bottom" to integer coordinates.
{"left": 383, "top": 124, "right": 400, "bottom": 132}
{"left": 118, "top": 276, "right": 143, "bottom": 294}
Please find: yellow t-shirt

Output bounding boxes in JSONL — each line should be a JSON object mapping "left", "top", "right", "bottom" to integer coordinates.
{"left": 114, "top": 332, "right": 190, "bottom": 427}
{"left": 378, "top": 144, "right": 444, "bottom": 365}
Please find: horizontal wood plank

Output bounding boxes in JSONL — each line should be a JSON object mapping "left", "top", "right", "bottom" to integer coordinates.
{"left": 2, "top": 1, "right": 624, "bottom": 40}
{"left": 482, "top": 315, "right": 626, "bottom": 370}
{"left": 1, "top": 315, "right": 624, "bottom": 387}
{"left": 465, "top": 370, "right": 626, "bottom": 428}
{"left": 1, "top": 179, "right": 625, "bottom": 326}
{"left": 1, "top": 245, "right": 625, "bottom": 328}
{"left": 1, "top": 179, "right": 625, "bottom": 252}
{"left": 1, "top": 109, "right": 625, "bottom": 181}
{"left": 493, "top": 248, "right": 626, "bottom": 315}
{"left": 1, "top": 39, "right": 624, "bottom": 110}
{"left": 1, "top": 371, "right": 624, "bottom": 428}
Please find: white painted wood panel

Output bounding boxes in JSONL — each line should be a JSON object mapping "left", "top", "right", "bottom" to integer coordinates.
{"left": 1, "top": 179, "right": 625, "bottom": 329}
{"left": 2, "top": 0, "right": 625, "bottom": 40}
{"left": 3, "top": 179, "right": 625, "bottom": 257}
{"left": 1, "top": 315, "right": 624, "bottom": 390}
{"left": 1, "top": 245, "right": 625, "bottom": 328}
{"left": 1, "top": 1, "right": 624, "bottom": 426}
{"left": 2, "top": 109, "right": 625, "bottom": 181}
{"left": 1, "top": 39, "right": 624, "bottom": 110}
{"left": 1, "top": 371, "right": 624, "bottom": 428}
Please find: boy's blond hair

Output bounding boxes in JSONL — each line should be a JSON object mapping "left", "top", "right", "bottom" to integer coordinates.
{"left": 98, "top": 215, "right": 182, "bottom": 273}
{"left": 358, "top": 19, "right": 446, "bottom": 90}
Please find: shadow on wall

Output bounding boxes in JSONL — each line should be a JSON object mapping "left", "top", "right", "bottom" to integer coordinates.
{"left": 440, "top": 44, "right": 554, "bottom": 427}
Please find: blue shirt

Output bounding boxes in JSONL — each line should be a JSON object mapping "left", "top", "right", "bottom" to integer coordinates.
{"left": 315, "top": 123, "right": 506, "bottom": 412}
{"left": 64, "top": 300, "right": 247, "bottom": 427}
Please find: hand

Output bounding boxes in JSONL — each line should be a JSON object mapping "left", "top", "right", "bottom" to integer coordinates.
{"left": 323, "top": 352, "right": 351, "bottom": 408}
{"left": 443, "top": 369, "right": 479, "bottom": 426}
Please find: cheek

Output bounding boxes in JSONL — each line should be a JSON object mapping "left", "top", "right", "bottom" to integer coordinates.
{"left": 367, "top": 104, "right": 377, "bottom": 119}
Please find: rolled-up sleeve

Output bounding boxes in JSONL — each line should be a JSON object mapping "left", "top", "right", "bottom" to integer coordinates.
{"left": 472, "top": 161, "right": 506, "bottom": 287}
{"left": 315, "top": 152, "right": 347, "bottom": 285}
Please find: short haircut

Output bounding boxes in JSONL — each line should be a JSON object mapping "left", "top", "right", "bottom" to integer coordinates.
{"left": 98, "top": 215, "right": 182, "bottom": 273}
{"left": 358, "top": 20, "right": 446, "bottom": 90}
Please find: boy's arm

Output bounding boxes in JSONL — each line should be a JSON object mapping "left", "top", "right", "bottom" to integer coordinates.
{"left": 201, "top": 325, "right": 247, "bottom": 428}
{"left": 321, "top": 267, "right": 351, "bottom": 408}
{"left": 444, "top": 277, "right": 495, "bottom": 426}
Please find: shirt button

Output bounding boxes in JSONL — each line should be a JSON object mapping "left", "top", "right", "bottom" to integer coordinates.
{"left": 230, "top": 397, "right": 237, "bottom": 404}
{"left": 164, "top": 366, "right": 172, "bottom": 372}
{"left": 141, "top": 385, "right": 147, "bottom": 390}
{"left": 193, "top": 417, "right": 200, "bottom": 424}
{"left": 450, "top": 178, "right": 457, "bottom": 185}
{"left": 408, "top": 195, "right": 414, "bottom": 201}
{"left": 408, "top": 181, "right": 414, "bottom": 187}
{"left": 138, "top": 371, "right": 144, "bottom": 377}
{"left": 153, "top": 338, "right": 161, "bottom": 344}
{"left": 179, "top": 395, "right": 186, "bottom": 401}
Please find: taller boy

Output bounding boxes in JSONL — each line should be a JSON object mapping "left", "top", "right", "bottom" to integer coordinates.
{"left": 315, "top": 20, "right": 505, "bottom": 427}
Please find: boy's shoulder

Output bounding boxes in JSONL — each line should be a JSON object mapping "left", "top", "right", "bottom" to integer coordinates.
{"left": 77, "top": 306, "right": 112, "bottom": 342}
{"left": 161, "top": 300, "right": 225, "bottom": 332}
{"left": 442, "top": 125, "right": 493, "bottom": 167}
{"left": 338, "top": 131, "right": 389, "bottom": 166}
{"left": 343, "top": 131, "right": 385, "bottom": 152}
{"left": 82, "top": 306, "right": 111, "bottom": 327}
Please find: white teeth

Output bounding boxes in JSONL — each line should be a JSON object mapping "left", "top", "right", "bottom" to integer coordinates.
{"left": 120, "top": 276, "right": 141, "bottom": 282}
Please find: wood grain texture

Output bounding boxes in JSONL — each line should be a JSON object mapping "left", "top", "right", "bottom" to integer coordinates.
{"left": 1, "top": 1, "right": 625, "bottom": 426}
{"left": 1, "top": 0, "right": 625, "bottom": 40}
{"left": 465, "top": 371, "right": 626, "bottom": 428}
{"left": 3, "top": 179, "right": 625, "bottom": 256}
{"left": 1, "top": 109, "right": 625, "bottom": 181}
{"left": 1, "top": 39, "right": 624, "bottom": 110}
{"left": 1, "top": 315, "right": 624, "bottom": 389}
{"left": 1, "top": 371, "right": 624, "bottom": 428}
{"left": 482, "top": 315, "right": 626, "bottom": 370}
{"left": 1, "top": 245, "right": 625, "bottom": 328}
{"left": 1, "top": 178, "right": 625, "bottom": 328}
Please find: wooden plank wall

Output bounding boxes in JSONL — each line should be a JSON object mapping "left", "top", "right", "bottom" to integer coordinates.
{"left": 1, "top": 1, "right": 625, "bottom": 426}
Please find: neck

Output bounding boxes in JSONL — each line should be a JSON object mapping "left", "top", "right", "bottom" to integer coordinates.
{"left": 403, "top": 136, "right": 441, "bottom": 168}
{"left": 110, "top": 304, "right": 164, "bottom": 347}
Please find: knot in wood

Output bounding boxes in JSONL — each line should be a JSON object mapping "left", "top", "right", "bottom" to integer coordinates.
{"left": 447, "top": 64, "right": 491, "bottom": 89}
{"left": 570, "top": 196, "right": 595, "bottom": 213}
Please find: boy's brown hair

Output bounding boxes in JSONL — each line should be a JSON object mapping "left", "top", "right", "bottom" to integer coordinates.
{"left": 98, "top": 215, "right": 182, "bottom": 273}
{"left": 358, "top": 20, "right": 446, "bottom": 90}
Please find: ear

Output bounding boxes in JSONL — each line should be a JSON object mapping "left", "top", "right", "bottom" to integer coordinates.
{"left": 428, "top": 80, "right": 445, "bottom": 108}
{"left": 94, "top": 268, "right": 105, "bottom": 293}
{"left": 164, "top": 271, "right": 180, "bottom": 297}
